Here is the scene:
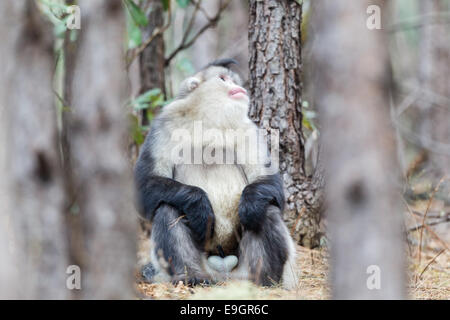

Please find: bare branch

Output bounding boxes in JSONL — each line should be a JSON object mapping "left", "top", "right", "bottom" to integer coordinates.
{"left": 418, "top": 249, "right": 445, "bottom": 281}
{"left": 417, "top": 175, "right": 447, "bottom": 265}
{"left": 126, "top": 1, "right": 172, "bottom": 69}
{"left": 407, "top": 218, "right": 450, "bottom": 233}
{"left": 165, "top": 0, "right": 232, "bottom": 66}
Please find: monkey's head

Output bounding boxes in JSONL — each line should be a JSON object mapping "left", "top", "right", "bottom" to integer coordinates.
{"left": 178, "top": 59, "right": 249, "bottom": 109}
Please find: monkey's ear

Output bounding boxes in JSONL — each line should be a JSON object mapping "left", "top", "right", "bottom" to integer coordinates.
{"left": 177, "top": 76, "right": 201, "bottom": 99}
{"left": 185, "top": 77, "right": 200, "bottom": 92}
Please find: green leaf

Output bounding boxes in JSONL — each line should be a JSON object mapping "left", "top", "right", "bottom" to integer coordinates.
{"left": 69, "top": 29, "right": 78, "bottom": 42}
{"left": 161, "top": 0, "right": 170, "bottom": 11}
{"left": 147, "top": 112, "right": 155, "bottom": 123}
{"left": 129, "top": 114, "right": 145, "bottom": 146}
{"left": 128, "top": 24, "right": 142, "bottom": 49}
{"left": 53, "top": 21, "right": 67, "bottom": 38}
{"left": 125, "top": 7, "right": 142, "bottom": 49}
{"left": 176, "top": 0, "right": 190, "bottom": 8}
{"left": 131, "top": 88, "right": 163, "bottom": 110}
{"left": 124, "top": 0, "right": 148, "bottom": 27}
{"left": 176, "top": 57, "right": 195, "bottom": 75}
{"left": 302, "top": 109, "right": 317, "bottom": 131}
{"left": 302, "top": 117, "right": 313, "bottom": 131}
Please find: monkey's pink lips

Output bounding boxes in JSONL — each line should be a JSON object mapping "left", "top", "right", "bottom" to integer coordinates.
{"left": 229, "top": 87, "right": 248, "bottom": 99}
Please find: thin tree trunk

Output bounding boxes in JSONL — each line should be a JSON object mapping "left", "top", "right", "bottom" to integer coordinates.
{"left": 311, "top": 0, "right": 405, "bottom": 299}
{"left": 140, "top": 0, "right": 166, "bottom": 122}
{"left": 67, "top": 0, "right": 137, "bottom": 299}
{"left": 0, "top": 1, "right": 68, "bottom": 299}
{"left": 248, "top": 0, "right": 323, "bottom": 248}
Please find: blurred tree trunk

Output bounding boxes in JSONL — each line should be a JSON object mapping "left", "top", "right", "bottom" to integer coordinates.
{"left": 0, "top": 3, "right": 19, "bottom": 298}
{"left": 419, "top": 0, "right": 450, "bottom": 178}
{"left": 67, "top": 0, "right": 137, "bottom": 299}
{"left": 248, "top": 0, "right": 324, "bottom": 248}
{"left": 0, "top": 1, "right": 69, "bottom": 299}
{"left": 0, "top": 102, "right": 16, "bottom": 298}
{"left": 311, "top": 0, "right": 405, "bottom": 299}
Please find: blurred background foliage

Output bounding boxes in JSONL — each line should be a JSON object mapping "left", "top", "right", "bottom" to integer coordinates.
{"left": 35, "top": 0, "right": 450, "bottom": 202}
{"left": 3, "top": 0, "right": 446, "bottom": 300}
{"left": 36, "top": 0, "right": 450, "bottom": 204}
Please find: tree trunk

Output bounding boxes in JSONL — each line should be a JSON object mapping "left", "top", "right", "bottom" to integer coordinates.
{"left": 311, "top": 0, "right": 405, "bottom": 299}
{"left": 0, "top": 1, "right": 69, "bottom": 299}
{"left": 67, "top": 0, "right": 137, "bottom": 299}
{"left": 140, "top": 0, "right": 166, "bottom": 123}
{"left": 0, "top": 101, "right": 16, "bottom": 298}
{"left": 0, "top": 3, "right": 19, "bottom": 298}
{"left": 248, "top": 0, "right": 323, "bottom": 248}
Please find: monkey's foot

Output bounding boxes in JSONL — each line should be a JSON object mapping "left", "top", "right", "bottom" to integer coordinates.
{"left": 207, "top": 255, "right": 238, "bottom": 273}
{"left": 141, "top": 263, "right": 157, "bottom": 283}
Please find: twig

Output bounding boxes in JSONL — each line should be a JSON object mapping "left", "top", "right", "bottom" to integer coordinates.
{"left": 399, "top": 82, "right": 450, "bottom": 111}
{"left": 164, "top": 0, "right": 202, "bottom": 67}
{"left": 422, "top": 221, "right": 450, "bottom": 252}
{"left": 417, "top": 176, "right": 447, "bottom": 265}
{"left": 402, "top": 197, "right": 421, "bottom": 238}
{"left": 407, "top": 218, "right": 450, "bottom": 232}
{"left": 402, "top": 197, "right": 420, "bottom": 257}
{"left": 393, "top": 119, "right": 450, "bottom": 156}
{"left": 165, "top": 0, "right": 232, "bottom": 66}
{"left": 418, "top": 248, "right": 445, "bottom": 280}
{"left": 126, "top": 1, "right": 172, "bottom": 69}
{"left": 290, "top": 207, "right": 306, "bottom": 235}
{"left": 411, "top": 210, "right": 448, "bottom": 219}
{"left": 191, "top": 0, "right": 213, "bottom": 20}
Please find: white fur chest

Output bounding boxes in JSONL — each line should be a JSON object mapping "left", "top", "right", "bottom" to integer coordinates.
{"left": 174, "top": 163, "right": 246, "bottom": 252}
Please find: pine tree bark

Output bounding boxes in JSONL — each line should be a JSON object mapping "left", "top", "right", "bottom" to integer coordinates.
{"left": 67, "top": 0, "right": 137, "bottom": 299}
{"left": 140, "top": 0, "right": 166, "bottom": 123}
{"left": 311, "top": 0, "right": 405, "bottom": 299}
{"left": 248, "top": 0, "right": 323, "bottom": 248}
{"left": 0, "top": 1, "right": 69, "bottom": 299}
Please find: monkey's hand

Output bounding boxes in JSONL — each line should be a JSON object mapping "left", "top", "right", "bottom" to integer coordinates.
{"left": 238, "top": 174, "right": 284, "bottom": 232}
{"left": 177, "top": 186, "right": 215, "bottom": 245}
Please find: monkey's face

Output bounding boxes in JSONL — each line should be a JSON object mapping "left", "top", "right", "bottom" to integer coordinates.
{"left": 196, "top": 67, "right": 249, "bottom": 105}
{"left": 217, "top": 73, "right": 248, "bottom": 101}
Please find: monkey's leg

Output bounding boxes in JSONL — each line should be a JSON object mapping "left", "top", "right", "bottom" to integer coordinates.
{"left": 148, "top": 204, "right": 212, "bottom": 285}
{"left": 235, "top": 205, "right": 298, "bottom": 288}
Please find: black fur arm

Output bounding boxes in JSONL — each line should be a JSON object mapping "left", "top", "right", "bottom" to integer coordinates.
{"left": 134, "top": 141, "right": 215, "bottom": 244}
{"left": 238, "top": 173, "right": 285, "bottom": 232}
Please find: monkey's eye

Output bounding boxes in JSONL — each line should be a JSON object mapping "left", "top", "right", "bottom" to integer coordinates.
{"left": 219, "top": 75, "right": 226, "bottom": 82}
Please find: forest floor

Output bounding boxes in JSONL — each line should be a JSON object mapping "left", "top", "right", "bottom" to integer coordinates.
{"left": 136, "top": 199, "right": 449, "bottom": 300}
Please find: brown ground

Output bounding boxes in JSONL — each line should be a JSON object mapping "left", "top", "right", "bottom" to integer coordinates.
{"left": 136, "top": 244, "right": 448, "bottom": 300}
{"left": 136, "top": 199, "right": 449, "bottom": 300}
